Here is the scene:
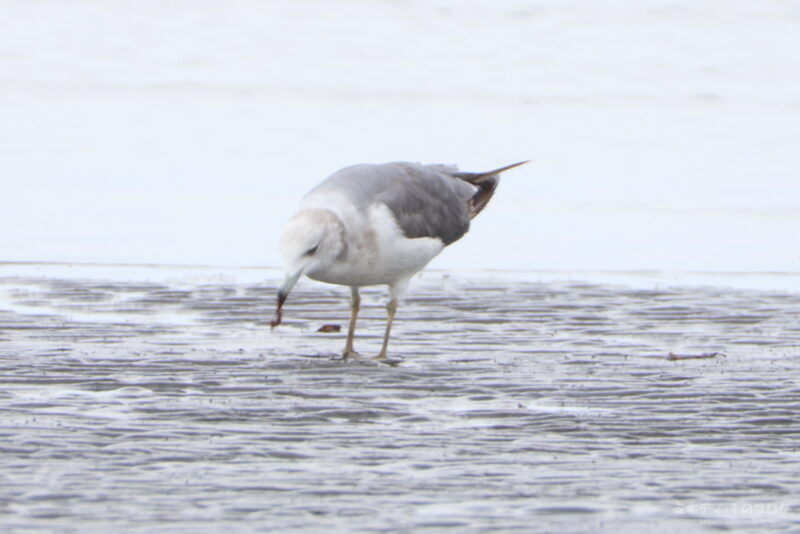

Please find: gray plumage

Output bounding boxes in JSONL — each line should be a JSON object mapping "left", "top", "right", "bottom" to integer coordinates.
{"left": 305, "top": 161, "right": 521, "bottom": 245}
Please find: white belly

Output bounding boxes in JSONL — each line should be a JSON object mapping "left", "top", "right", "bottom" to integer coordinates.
{"left": 307, "top": 203, "right": 444, "bottom": 287}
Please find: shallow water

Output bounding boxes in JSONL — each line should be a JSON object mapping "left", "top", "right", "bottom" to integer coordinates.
{"left": 1, "top": 270, "right": 800, "bottom": 532}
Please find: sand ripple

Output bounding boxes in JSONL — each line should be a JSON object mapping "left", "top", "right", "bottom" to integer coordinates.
{"left": 1, "top": 273, "right": 799, "bottom": 532}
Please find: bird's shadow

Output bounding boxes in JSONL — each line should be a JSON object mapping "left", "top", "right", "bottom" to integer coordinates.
{"left": 326, "top": 353, "right": 403, "bottom": 368}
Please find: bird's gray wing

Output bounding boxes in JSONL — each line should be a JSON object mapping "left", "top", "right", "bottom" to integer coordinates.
{"left": 374, "top": 163, "right": 475, "bottom": 245}
{"left": 307, "top": 162, "right": 475, "bottom": 245}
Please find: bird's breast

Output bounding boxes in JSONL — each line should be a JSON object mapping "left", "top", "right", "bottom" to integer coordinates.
{"left": 307, "top": 204, "right": 445, "bottom": 287}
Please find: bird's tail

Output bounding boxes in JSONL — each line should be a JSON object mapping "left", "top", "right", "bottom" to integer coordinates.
{"left": 453, "top": 160, "right": 528, "bottom": 219}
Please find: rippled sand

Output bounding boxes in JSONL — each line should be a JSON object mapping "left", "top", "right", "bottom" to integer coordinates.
{"left": 1, "top": 269, "right": 799, "bottom": 532}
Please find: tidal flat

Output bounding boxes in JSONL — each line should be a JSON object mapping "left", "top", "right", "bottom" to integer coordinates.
{"left": 1, "top": 266, "right": 799, "bottom": 532}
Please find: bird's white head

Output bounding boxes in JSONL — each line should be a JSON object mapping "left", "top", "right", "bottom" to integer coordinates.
{"left": 271, "top": 209, "right": 346, "bottom": 327}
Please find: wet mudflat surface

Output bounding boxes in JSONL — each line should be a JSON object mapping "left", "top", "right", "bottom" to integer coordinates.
{"left": 1, "top": 270, "right": 800, "bottom": 533}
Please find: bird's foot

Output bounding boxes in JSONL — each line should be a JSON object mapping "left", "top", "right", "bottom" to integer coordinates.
{"left": 373, "top": 353, "right": 401, "bottom": 367}
{"left": 331, "top": 349, "right": 362, "bottom": 361}
{"left": 330, "top": 350, "right": 400, "bottom": 366}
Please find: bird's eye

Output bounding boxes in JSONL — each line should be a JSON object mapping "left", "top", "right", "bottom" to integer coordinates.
{"left": 304, "top": 245, "right": 319, "bottom": 256}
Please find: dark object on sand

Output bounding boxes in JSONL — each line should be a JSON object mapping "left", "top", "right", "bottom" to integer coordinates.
{"left": 666, "top": 352, "right": 724, "bottom": 361}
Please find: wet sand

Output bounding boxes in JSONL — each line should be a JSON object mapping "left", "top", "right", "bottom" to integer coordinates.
{"left": 1, "top": 267, "right": 799, "bottom": 532}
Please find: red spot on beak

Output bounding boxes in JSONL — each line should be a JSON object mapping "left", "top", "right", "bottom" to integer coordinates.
{"left": 270, "top": 291, "right": 287, "bottom": 329}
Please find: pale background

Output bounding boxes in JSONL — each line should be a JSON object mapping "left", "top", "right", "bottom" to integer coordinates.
{"left": 2, "top": 0, "right": 799, "bottom": 273}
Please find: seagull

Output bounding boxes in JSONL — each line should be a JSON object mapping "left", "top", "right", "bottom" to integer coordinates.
{"left": 271, "top": 160, "right": 527, "bottom": 360}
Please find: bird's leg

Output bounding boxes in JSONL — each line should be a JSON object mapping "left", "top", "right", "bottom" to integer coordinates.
{"left": 342, "top": 287, "right": 360, "bottom": 358}
{"left": 376, "top": 294, "right": 398, "bottom": 360}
